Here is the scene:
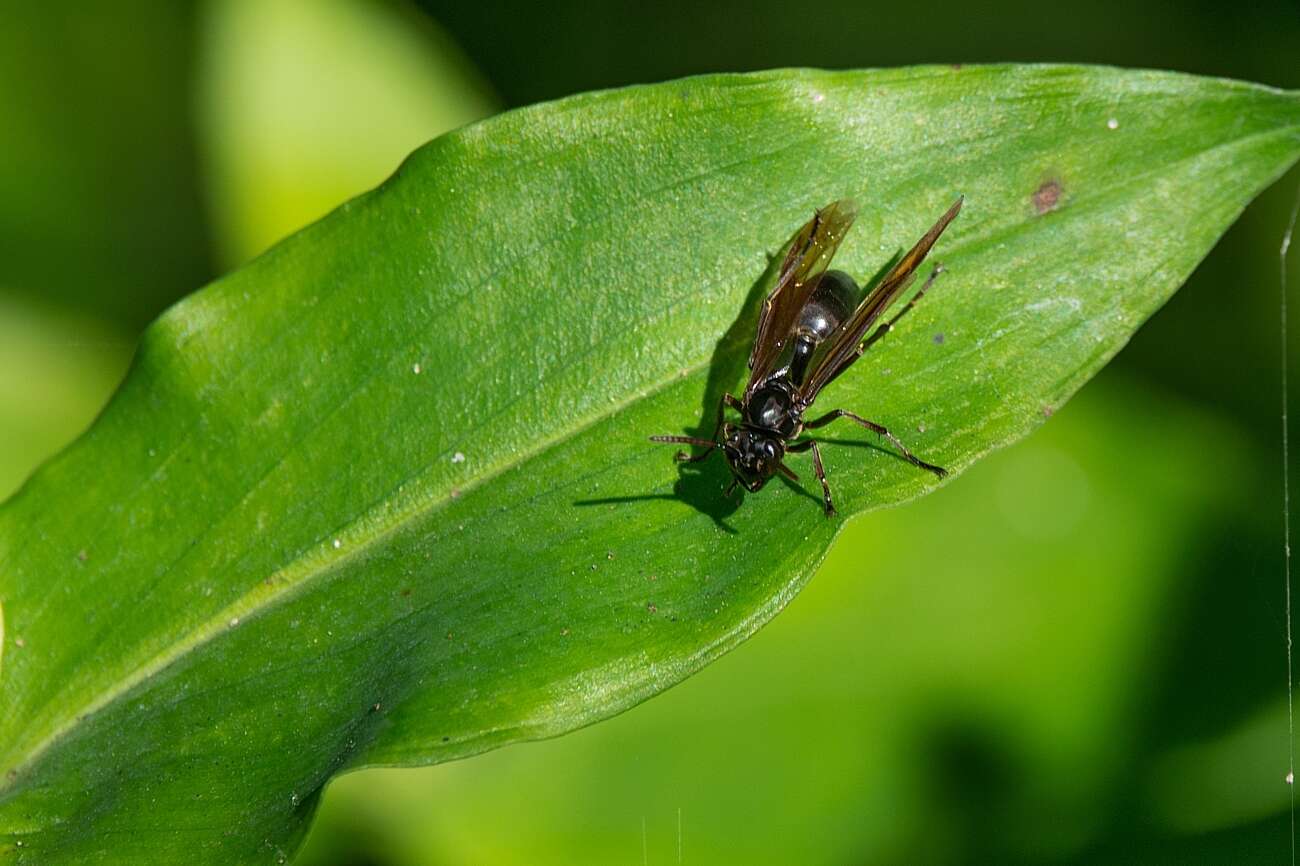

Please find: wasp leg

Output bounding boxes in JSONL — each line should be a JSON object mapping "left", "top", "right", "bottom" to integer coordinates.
{"left": 725, "top": 479, "right": 740, "bottom": 499}
{"left": 805, "top": 409, "right": 947, "bottom": 478}
{"left": 788, "top": 439, "right": 836, "bottom": 516}
{"left": 860, "top": 263, "right": 945, "bottom": 354}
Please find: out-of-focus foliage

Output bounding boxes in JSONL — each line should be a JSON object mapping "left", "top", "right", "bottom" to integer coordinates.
{"left": 0, "top": 298, "right": 132, "bottom": 500}
{"left": 197, "top": 0, "right": 496, "bottom": 267}
{"left": 420, "top": 0, "right": 1300, "bottom": 108}
{"left": 0, "top": 3, "right": 212, "bottom": 329}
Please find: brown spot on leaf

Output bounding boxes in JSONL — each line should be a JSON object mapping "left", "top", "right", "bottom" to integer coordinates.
{"left": 1042, "top": 405, "right": 1055, "bottom": 418}
{"left": 1033, "top": 180, "right": 1062, "bottom": 215}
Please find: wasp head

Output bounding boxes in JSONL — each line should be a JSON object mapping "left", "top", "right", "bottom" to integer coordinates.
{"left": 723, "top": 426, "right": 785, "bottom": 492}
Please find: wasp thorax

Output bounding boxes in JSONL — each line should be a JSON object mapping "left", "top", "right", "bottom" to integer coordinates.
{"left": 753, "top": 391, "right": 785, "bottom": 429}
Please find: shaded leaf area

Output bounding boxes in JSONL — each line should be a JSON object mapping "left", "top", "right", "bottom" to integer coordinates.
{"left": 0, "top": 66, "right": 1297, "bottom": 863}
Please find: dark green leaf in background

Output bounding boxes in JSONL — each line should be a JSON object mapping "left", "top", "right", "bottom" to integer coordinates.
{"left": 0, "top": 3, "right": 213, "bottom": 329}
{"left": 0, "top": 65, "right": 1297, "bottom": 863}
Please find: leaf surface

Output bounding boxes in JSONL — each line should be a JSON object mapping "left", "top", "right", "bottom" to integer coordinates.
{"left": 1, "top": 65, "right": 1298, "bottom": 863}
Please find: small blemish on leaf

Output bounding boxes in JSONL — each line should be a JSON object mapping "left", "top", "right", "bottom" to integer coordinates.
{"left": 932, "top": 332, "right": 945, "bottom": 345}
{"left": 1042, "top": 405, "right": 1055, "bottom": 418}
{"left": 77, "top": 549, "right": 88, "bottom": 562}
{"left": 647, "top": 602, "right": 658, "bottom": 614}
{"left": 1032, "top": 180, "right": 1062, "bottom": 215}
{"left": 14, "top": 636, "right": 25, "bottom": 648}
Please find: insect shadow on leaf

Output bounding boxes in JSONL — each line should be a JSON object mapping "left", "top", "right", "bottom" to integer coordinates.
{"left": 573, "top": 253, "right": 793, "bottom": 533}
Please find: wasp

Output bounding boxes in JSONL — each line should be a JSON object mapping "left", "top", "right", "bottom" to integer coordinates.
{"left": 652, "top": 197, "right": 963, "bottom": 515}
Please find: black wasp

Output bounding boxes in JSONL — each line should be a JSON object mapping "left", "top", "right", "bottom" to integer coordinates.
{"left": 652, "top": 196, "right": 963, "bottom": 516}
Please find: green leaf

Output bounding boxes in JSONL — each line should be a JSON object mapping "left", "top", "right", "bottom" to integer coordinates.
{"left": 1, "top": 65, "right": 1297, "bottom": 863}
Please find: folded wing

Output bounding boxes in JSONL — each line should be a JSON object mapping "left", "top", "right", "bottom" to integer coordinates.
{"left": 746, "top": 199, "right": 857, "bottom": 396}
{"left": 797, "top": 197, "right": 963, "bottom": 404}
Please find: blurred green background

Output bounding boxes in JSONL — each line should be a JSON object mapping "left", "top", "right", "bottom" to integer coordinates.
{"left": 3, "top": 1, "right": 1298, "bottom": 863}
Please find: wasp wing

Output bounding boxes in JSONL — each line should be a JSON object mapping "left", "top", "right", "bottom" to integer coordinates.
{"left": 746, "top": 199, "right": 857, "bottom": 395}
{"left": 798, "top": 197, "right": 963, "bottom": 403}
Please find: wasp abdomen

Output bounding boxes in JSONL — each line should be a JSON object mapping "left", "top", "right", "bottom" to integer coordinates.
{"left": 798, "top": 270, "right": 859, "bottom": 340}
{"left": 789, "top": 269, "right": 859, "bottom": 385}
